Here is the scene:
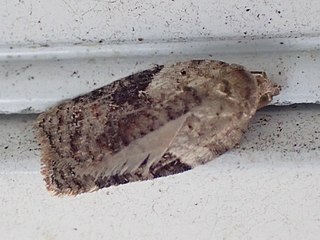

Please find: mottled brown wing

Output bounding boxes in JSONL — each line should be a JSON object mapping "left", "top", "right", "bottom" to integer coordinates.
{"left": 36, "top": 60, "right": 265, "bottom": 196}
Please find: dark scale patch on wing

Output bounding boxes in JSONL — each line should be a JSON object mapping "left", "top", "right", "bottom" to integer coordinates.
{"left": 92, "top": 153, "right": 191, "bottom": 190}
{"left": 182, "top": 86, "right": 202, "bottom": 105}
{"left": 140, "top": 154, "right": 150, "bottom": 167}
{"left": 87, "top": 89, "right": 106, "bottom": 102}
{"left": 95, "top": 173, "right": 132, "bottom": 189}
{"left": 150, "top": 152, "right": 191, "bottom": 178}
{"left": 72, "top": 65, "right": 164, "bottom": 104}
{"left": 190, "top": 59, "right": 205, "bottom": 66}
{"left": 111, "top": 65, "right": 164, "bottom": 105}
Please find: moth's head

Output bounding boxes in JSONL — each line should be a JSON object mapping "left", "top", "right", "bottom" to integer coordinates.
{"left": 251, "top": 71, "right": 281, "bottom": 109}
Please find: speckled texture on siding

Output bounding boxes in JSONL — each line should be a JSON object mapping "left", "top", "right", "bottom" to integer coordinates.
{"left": 1, "top": 0, "right": 320, "bottom": 45}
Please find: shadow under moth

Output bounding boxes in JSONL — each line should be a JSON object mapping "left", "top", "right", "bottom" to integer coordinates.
{"left": 35, "top": 60, "right": 280, "bottom": 196}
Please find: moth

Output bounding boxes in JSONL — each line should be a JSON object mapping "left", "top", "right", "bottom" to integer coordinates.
{"left": 35, "top": 60, "right": 280, "bottom": 196}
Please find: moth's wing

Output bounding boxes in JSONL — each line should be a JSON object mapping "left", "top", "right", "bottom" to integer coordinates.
{"left": 36, "top": 60, "right": 259, "bottom": 195}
